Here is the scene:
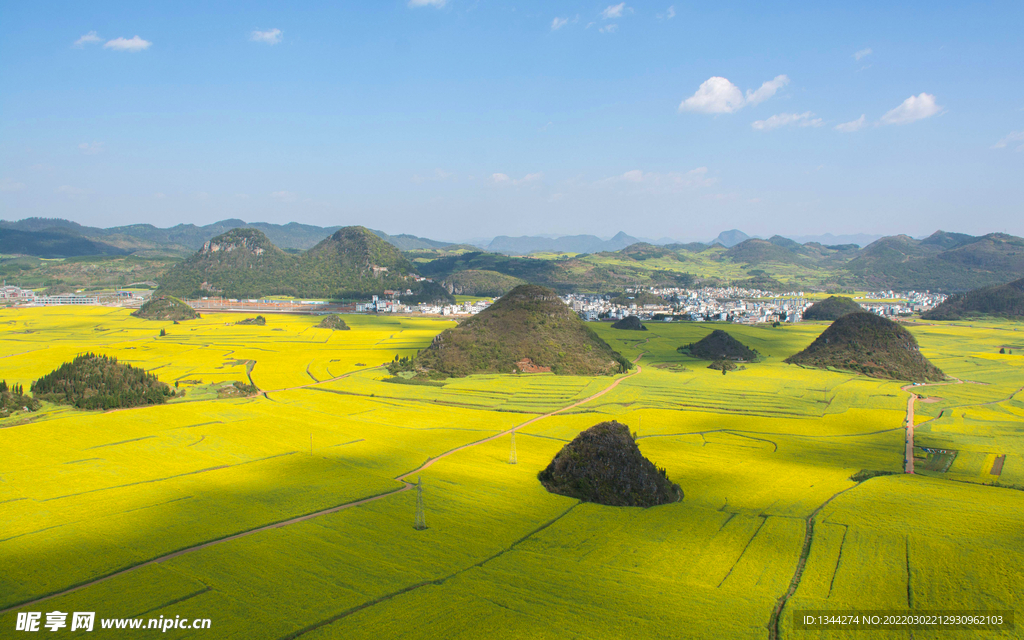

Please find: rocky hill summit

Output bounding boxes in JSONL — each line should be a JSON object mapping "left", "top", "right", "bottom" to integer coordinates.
{"left": 785, "top": 312, "right": 945, "bottom": 382}
{"left": 391, "top": 284, "right": 630, "bottom": 378}
{"left": 538, "top": 421, "right": 682, "bottom": 507}
{"left": 802, "top": 295, "right": 863, "bottom": 321}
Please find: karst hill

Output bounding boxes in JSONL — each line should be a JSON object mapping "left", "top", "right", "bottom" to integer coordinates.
{"left": 156, "top": 226, "right": 453, "bottom": 303}
{"left": 132, "top": 296, "right": 200, "bottom": 321}
{"left": 922, "top": 277, "right": 1024, "bottom": 320}
{"left": 679, "top": 329, "right": 758, "bottom": 361}
{"left": 611, "top": 316, "right": 647, "bottom": 331}
{"left": 802, "top": 295, "right": 863, "bottom": 321}
{"left": 393, "top": 284, "right": 631, "bottom": 378}
{"left": 538, "top": 421, "right": 682, "bottom": 507}
{"left": 785, "top": 312, "right": 945, "bottom": 382}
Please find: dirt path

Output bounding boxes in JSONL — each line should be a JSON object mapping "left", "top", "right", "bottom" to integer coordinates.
{"left": 899, "top": 378, "right": 971, "bottom": 474}
{"left": 0, "top": 357, "right": 644, "bottom": 615}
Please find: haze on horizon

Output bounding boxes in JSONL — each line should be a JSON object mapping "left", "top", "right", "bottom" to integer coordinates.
{"left": 1, "top": 1, "right": 1022, "bottom": 243}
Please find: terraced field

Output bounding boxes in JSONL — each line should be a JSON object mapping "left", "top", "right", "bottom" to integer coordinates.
{"left": 1, "top": 308, "right": 1021, "bottom": 639}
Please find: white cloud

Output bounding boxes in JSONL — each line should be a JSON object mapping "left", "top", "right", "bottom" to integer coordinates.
{"left": 74, "top": 31, "right": 102, "bottom": 47}
{"left": 0, "top": 179, "right": 27, "bottom": 192}
{"left": 854, "top": 48, "right": 872, "bottom": 61}
{"left": 745, "top": 74, "right": 790, "bottom": 106}
{"left": 751, "top": 112, "right": 823, "bottom": 131}
{"left": 835, "top": 115, "right": 867, "bottom": 132}
{"left": 250, "top": 28, "right": 282, "bottom": 45}
{"left": 551, "top": 17, "right": 569, "bottom": 30}
{"left": 661, "top": 5, "right": 676, "bottom": 19}
{"left": 599, "top": 24, "right": 618, "bottom": 33}
{"left": 601, "top": 3, "right": 626, "bottom": 19}
{"left": 78, "top": 141, "right": 104, "bottom": 155}
{"left": 104, "top": 36, "right": 151, "bottom": 52}
{"left": 880, "top": 93, "right": 942, "bottom": 125}
{"left": 992, "top": 131, "right": 1024, "bottom": 151}
{"left": 679, "top": 75, "right": 789, "bottom": 114}
{"left": 270, "top": 190, "right": 298, "bottom": 202}
{"left": 154, "top": 192, "right": 167, "bottom": 199}
{"left": 491, "top": 172, "right": 543, "bottom": 186}
{"left": 408, "top": 0, "right": 446, "bottom": 7}
{"left": 413, "top": 168, "right": 455, "bottom": 183}
{"left": 195, "top": 191, "right": 210, "bottom": 200}
{"left": 678, "top": 77, "right": 745, "bottom": 114}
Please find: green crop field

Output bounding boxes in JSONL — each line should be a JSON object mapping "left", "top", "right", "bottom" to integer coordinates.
{"left": 1, "top": 308, "right": 1022, "bottom": 639}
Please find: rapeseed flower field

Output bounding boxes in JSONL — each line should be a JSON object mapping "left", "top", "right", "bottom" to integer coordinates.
{"left": 1, "top": 308, "right": 1021, "bottom": 639}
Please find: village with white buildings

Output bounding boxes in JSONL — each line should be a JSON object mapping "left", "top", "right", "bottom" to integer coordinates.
{"left": 0, "top": 281, "right": 946, "bottom": 324}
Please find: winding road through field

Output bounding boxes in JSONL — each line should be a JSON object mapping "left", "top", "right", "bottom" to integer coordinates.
{"left": 0, "top": 356, "right": 645, "bottom": 615}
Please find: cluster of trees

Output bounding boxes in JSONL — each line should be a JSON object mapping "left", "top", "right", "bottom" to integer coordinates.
{"left": 31, "top": 353, "right": 177, "bottom": 410}
{"left": 0, "top": 380, "right": 40, "bottom": 414}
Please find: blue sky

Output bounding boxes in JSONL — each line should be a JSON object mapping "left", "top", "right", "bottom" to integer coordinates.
{"left": 1, "top": 1, "right": 1022, "bottom": 242}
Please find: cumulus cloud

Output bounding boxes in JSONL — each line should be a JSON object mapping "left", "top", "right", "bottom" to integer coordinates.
{"left": 745, "top": 75, "right": 790, "bottom": 106}
{"left": 0, "top": 179, "right": 27, "bottom": 192}
{"left": 880, "top": 93, "right": 942, "bottom": 125}
{"left": 679, "top": 75, "right": 788, "bottom": 114}
{"left": 78, "top": 141, "right": 104, "bottom": 155}
{"left": 751, "top": 112, "right": 823, "bottom": 131}
{"left": 854, "top": 48, "right": 872, "bottom": 61}
{"left": 835, "top": 115, "right": 867, "bottom": 132}
{"left": 601, "top": 3, "right": 626, "bottom": 19}
{"left": 408, "top": 0, "right": 446, "bottom": 7}
{"left": 992, "top": 131, "right": 1024, "bottom": 151}
{"left": 551, "top": 17, "right": 569, "bottom": 30}
{"left": 74, "top": 31, "right": 103, "bottom": 47}
{"left": 104, "top": 36, "right": 151, "bottom": 52}
{"left": 250, "top": 28, "right": 282, "bottom": 44}
{"left": 599, "top": 24, "right": 618, "bottom": 33}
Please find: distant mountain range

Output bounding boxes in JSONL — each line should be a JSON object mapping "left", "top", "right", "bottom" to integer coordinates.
{"left": 0, "top": 217, "right": 450, "bottom": 258}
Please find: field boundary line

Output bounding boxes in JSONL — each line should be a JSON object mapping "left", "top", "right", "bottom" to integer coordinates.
{"left": 0, "top": 358, "right": 644, "bottom": 615}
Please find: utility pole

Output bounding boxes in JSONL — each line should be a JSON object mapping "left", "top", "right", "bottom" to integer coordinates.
{"left": 413, "top": 477, "right": 427, "bottom": 530}
{"left": 509, "top": 431, "right": 517, "bottom": 465}
{"left": 310, "top": 433, "right": 313, "bottom": 456}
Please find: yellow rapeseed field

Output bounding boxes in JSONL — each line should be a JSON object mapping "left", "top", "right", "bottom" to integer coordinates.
{"left": 1, "top": 307, "right": 1022, "bottom": 639}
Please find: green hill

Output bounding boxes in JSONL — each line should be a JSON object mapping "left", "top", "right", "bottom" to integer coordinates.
{"left": 785, "top": 312, "right": 945, "bottom": 382}
{"left": 679, "top": 329, "right": 758, "bottom": 361}
{"left": 31, "top": 353, "right": 177, "bottom": 410}
{"left": 538, "top": 421, "right": 681, "bottom": 507}
{"left": 391, "top": 284, "right": 630, "bottom": 378}
{"left": 922, "top": 277, "right": 1024, "bottom": 320}
{"left": 611, "top": 316, "right": 647, "bottom": 331}
{"left": 316, "top": 315, "right": 350, "bottom": 330}
{"left": 132, "top": 296, "right": 199, "bottom": 321}
{"left": 438, "top": 269, "right": 526, "bottom": 296}
{"left": 802, "top": 295, "right": 863, "bottom": 321}
{"left": 156, "top": 226, "right": 453, "bottom": 303}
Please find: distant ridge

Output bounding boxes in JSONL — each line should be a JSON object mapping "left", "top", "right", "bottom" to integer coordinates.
{"left": 485, "top": 231, "right": 641, "bottom": 255}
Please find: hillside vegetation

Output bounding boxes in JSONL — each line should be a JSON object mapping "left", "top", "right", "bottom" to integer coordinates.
{"left": 538, "top": 421, "right": 682, "bottom": 507}
{"left": 802, "top": 295, "right": 863, "bottom": 321}
{"left": 156, "top": 226, "right": 453, "bottom": 303}
{"left": 922, "top": 277, "right": 1024, "bottom": 320}
{"left": 316, "top": 315, "right": 350, "bottom": 330}
{"left": 392, "top": 284, "right": 630, "bottom": 378}
{"left": 31, "top": 353, "right": 177, "bottom": 409}
{"left": 611, "top": 316, "right": 647, "bottom": 331}
{"left": 679, "top": 329, "right": 758, "bottom": 361}
{"left": 785, "top": 312, "right": 945, "bottom": 382}
{"left": 132, "top": 296, "right": 199, "bottom": 321}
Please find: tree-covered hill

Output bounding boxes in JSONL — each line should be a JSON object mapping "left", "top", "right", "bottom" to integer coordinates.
{"left": 391, "top": 284, "right": 630, "bottom": 378}
{"left": 802, "top": 296, "right": 863, "bottom": 321}
{"left": 31, "top": 353, "right": 177, "bottom": 410}
{"left": 922, "top": 277, "right": 1024, "bottom": 320}
{"left": 785, "top": 312, "right": 945, "bottom": 382}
